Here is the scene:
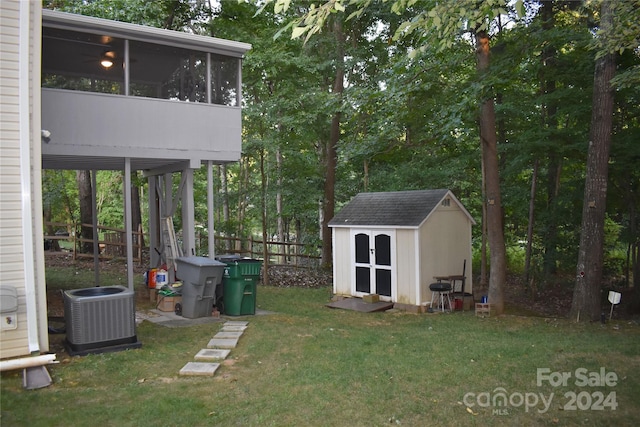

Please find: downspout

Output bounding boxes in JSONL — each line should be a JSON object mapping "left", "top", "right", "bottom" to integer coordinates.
{"left": 18, "top": 0, "right": 40, "bottom": 353}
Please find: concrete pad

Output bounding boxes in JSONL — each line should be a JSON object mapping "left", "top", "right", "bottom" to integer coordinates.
{"left": 214, "top": 331, "right": 244, "bottom": 339}
{"left": 326, "top": 298, "right": 394, "bottom": 313}
{"left": 224, "top": 321, "right": 249, "bottom": 327}
{"left": 195, "top": 348, "right": 231, "bottom": 361}
{"left": 221, "top": 325, "right": 247, "bottom": 332}
{"left": 139, "top": 309, "right": 223, "bottom": 328}
{"left": 207, "top": 337, "right": 239, "bottom": 349}
{"left": 179, "top": 362, "right": 220, "bottom": 376}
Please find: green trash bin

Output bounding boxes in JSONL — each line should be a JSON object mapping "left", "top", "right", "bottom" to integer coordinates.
{"left": 221, "top": 259, "right": 261, "bottom": 316}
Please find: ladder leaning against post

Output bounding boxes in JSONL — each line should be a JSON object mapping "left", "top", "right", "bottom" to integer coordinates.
{"left": 159, "top": 216, "right": 182, "bottom": 283}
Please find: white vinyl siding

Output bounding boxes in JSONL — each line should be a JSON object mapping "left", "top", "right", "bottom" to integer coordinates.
{"left": 1, "top": 0, "right": 30, "bottom": 359}
{"left": 0, "top": 0, "right": 47, "bottom": 359}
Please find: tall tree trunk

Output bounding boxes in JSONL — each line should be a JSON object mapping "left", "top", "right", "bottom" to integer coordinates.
{"left": 544, "top": 158, "right": 561, "bottom": 277}
{"left": 77, "top": 170, "right": 93, "bottom": 253}
{"left": 525, "top": 160, "right": 539, "bottom": 290}
{"left": 476, "top": 30, "right": 507, "bottom": 315}
{"left": 541, "top": 0, "right": 560, "bottom": 279}
{"left": 236, "top": 158, "right": 248, "bottom": 253}
{"left": 629, "top": 187, "right": 639, "bottom": 290}
{"left": 276, "top": 148, "right": 285, "bottom": 264}
{"left": 296, "top": 218, "right": 302, "bottom": 265}
{"left": 570, "top": 1, "right": 615, "bottom": 322}
{"left": 42, "top": 202, "right": 61, "bottom": 251}
{"left": 363, "top": 159, "right": 369, "bottom": 192}
{"left": 479, "top": 148, "right": 488, "bottom": 287}
{"left": 321, "top": 16, "right": 345, "bottom": 268}
{"left": 220, "top": 164, "right": 231, "bottom": 252}
{"left": 131, "top": 173, "right": 143, "bottom": 249}
{"left": 260, "top": 149, "right": 270, "bottom": 285}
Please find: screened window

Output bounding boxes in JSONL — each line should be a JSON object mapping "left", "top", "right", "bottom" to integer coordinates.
{"left": 42, "top": 27, "right": 124, "bottom": 94}
{"left": 129, "top": 41, "right": 207, "bottom": 102}
{"left": 42, "top": 28, "right": 240, "bottom": 106}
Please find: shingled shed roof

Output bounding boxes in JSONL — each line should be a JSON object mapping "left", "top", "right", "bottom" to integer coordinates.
{"left": 329, "top": 189, "right": 474, "bottom": 228}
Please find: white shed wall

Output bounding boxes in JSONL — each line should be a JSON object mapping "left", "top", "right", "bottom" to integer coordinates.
{"left": 332, "top": 227, "right": 351, "bottom": 296}
{"left": 395, "top": 228, "right": 417, "bottom": 305}
{"left": 419, "top": 205, "right": 473, "bottom": 304}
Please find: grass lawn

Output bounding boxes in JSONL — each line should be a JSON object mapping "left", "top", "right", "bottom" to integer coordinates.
{"left": 2, "top": 283, "right": 640, "bottom": 426}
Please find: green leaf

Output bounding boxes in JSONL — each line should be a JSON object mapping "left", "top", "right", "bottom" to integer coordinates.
{"left": 291, "top": 25, "right": 308, "bottom": 39}
{"left": 273, "top": 20, "right": 295, "bottom": 40}
{"left": 515, "top": 0, "right": 525, "bottom": 18}
{"left": 273, "top": 0, "right": 286, "bottom": 15}
{"left": 396, "top": 21, "right": 411, "bottom": 34}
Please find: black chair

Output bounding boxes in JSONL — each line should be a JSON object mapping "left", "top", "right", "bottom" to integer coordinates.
{"left": 450, "top": 260, "right": 469, "bottom": 310}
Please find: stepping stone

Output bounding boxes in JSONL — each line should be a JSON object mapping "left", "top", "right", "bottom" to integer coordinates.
{"left": 194, "top": 348, "right": 231, "bottom": 361}
{"left": 221, "top": 325, "right": 247, "bottom": 332}
{"left": 214, "top": 331, "right": 243, "bottom": 339}
{"left": 179, "top": 362, "right": 220, "bottom": 376}
{"left": 224, "top": 321, "right": 249, "bottom": 327}
{"left": 207, "top": 337, "right": 239, "bottom": 349}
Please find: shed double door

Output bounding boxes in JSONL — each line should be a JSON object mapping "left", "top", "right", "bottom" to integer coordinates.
{"left": 352, "top": 230, "right": 395, "bottom": 300}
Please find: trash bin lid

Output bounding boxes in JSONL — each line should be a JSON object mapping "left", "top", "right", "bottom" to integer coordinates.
{"left": 176, "top": 256, "right": 226, "bottom": 267}
{"left": 215, "top": 254, "right": 241, "bottom": 263}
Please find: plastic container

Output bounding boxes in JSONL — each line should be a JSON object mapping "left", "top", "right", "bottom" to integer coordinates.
{"left": 175, "top": 257, "right": 225, "bottom": 318}
{"left": 147, "top": 268, "right": 157, "bottom": 289}
{"left": 223, "top": 277, "right": 257, "bottom": 316}
{"left": 156, "top": 269, "right": 168, "bottom": 289}
{"left": 220, "top": 259, "right": 262, "bottom": 316}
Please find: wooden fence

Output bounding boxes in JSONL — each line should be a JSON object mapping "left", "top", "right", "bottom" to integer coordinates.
{"left": 210, "top": 235, "right": 321, "bottom": 268}
{"left": 44, "top": 221, "right": 144, "bottom": 263}
{"left": 44, "top": 222, "right": 321, "bottom": 268}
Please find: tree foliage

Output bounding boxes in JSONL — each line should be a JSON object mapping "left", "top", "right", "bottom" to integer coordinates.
{"left": 41, "top": 0, "right": 640, "bottom": 314}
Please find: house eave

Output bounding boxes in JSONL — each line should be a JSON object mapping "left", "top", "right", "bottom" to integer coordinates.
{"left": 42, "top": 9, "right": 252, "bottom": 58}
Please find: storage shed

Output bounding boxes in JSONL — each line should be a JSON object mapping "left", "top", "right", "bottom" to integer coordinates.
{"left": 329, "top": 189, "right": 475, "bottom": 311}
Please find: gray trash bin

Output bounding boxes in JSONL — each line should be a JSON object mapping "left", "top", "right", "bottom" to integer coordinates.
{"left": 175, "top": 256, "right": 225, "bottom": 318}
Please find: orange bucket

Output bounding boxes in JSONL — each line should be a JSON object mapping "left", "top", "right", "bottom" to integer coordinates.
{"left": 148, "top": 268, "right": 157, "bottom": 289}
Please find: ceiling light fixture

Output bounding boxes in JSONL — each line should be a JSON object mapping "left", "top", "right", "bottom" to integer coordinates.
{"left": 100, "top": 51, "right": 115, "bottom": 69}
